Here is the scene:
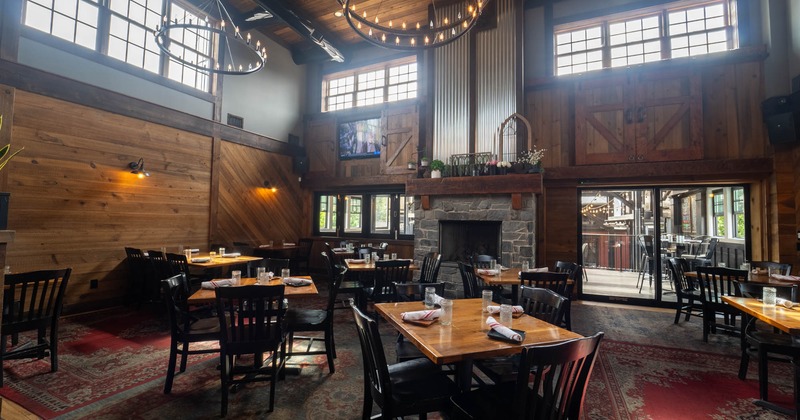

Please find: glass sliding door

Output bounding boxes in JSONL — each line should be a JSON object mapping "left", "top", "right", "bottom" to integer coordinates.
{"left": 579, "top": 185, "right": 749, "bottom": 306}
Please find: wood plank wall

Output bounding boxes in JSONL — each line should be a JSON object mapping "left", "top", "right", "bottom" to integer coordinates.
{"left": 3, "top": 87, "right": 306, "bottom": 312}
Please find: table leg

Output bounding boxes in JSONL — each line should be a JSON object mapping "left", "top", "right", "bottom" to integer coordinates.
{"left": 752, "top": 346, "right": 799, "bottom": 418}
{"left": 511, "top": 284, "right": 519, "bottom": 305}
{"left": 455, "top": 360, "right": 474, "bottom": 392}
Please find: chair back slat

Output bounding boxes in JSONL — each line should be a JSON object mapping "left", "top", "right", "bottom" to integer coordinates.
{"left": 3, "top": 269, "right": 71, "bottom": 335}
{"left": 696, "top": 266, "right": 747, "bottom": 304}
{"left": 215, "top": 285, "right": 286, "bottom": 354}
{"left": 418, "top": 252, "right": 442, "bottom": 283}
{"left": 519, "top": 271, "right": 570, "bottom": 297}
{"left": 458, "top": 262, "right": 481, "bottom": 298}
{"left": 518, "top": 286, "right": 567, "bottom": 325}
{"left": 371, "top": 260, "right": 410, "bottom": 302}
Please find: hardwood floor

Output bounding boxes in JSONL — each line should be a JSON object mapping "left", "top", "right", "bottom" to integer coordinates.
{"left": 1, "top": 397, "right": 39, "bottom": 420}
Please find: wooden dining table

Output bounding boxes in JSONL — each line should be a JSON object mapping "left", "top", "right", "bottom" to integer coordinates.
{"left": 343, "top": 258, "right": 418, "bottom": 272}
{"left": 685, "top": 270, "right": 798, "bottom": 286}
{"left": 478, "top": 268, "right": 575, "bottom": 304}
{"left": 187, "top": 276, "right": 318, "bottom": 305}
{"left": 187, "top": 254, "right": 263, "bottom": 277}
{"left": 375, "top": 298, "right": 582, "bottom": 390}
{"left": 723, "top": 296, "right": 800, "bottom": 416}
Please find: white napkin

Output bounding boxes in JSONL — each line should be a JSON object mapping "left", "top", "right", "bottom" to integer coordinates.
{"left": 191, "top": 257, "right": 211, "bottom": 263}
{"left": 283, "top": 242, "right": 296, "bottom": 246}
{"left": 188, "top": 248, "right": 200, "bottom": 253}
{"left": 476, "top": 268, "right": 500, "bottom": 275}
{"left": 776, "top": 298, "right": 798, "bottom": 308}
{"left": 282, "top": 277, "right": 313, "bottom": 286}
{"left": 346, "top": 258, "right": 366, "bottom": 263}
{"left": 522, "top": 267, "right": 549, "bottom": 273}
{"left": 771, "top": 274, "right": 800, "bottom": 281}
{"left": 221, "top": 252, "right": 241, "bottom": 258}
{"left": 486, "top": 305, "right": 524, "bottom": 315}
{"left": 486, "top": 316, "right": 523, "bottom": 342}
{"left": 332, "top": 247, "right": 348, "bottom": 252}
{"left": 401, "top": 309, "right": 442, "bottom": 321}
{"left": 201, "top": 279, "right": 235, "bottom": 289}
{"left": 431, "top": 293, "right": 445, "bottom": 305}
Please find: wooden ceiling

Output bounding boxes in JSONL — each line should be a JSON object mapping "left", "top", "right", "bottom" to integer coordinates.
{"left": 219, "top": 0, "right": 443, "bottom": 63}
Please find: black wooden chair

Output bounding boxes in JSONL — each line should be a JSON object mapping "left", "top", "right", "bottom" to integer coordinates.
{"left": 324, "top": 242, "right": 362, "bottom": 310}
{"left": 124, "top": 247, "right": 150, "bottom": 305}
{"left": 696, "top": 266, "right": 747, "bottom": 342}
{"left": 474, "top": 286, "right": 568, "bottom": 384}
{"left": 458, "top": 261, "right": 483, "bottom": 298}
{"left": 285, "top": 251, "right": 342, "bottom": 374}
{"left": 362, "top": 259, "right": 410, "bottom": 309}
{"left": 352, "top": 302, "right": 458, "bottom": 419}
{"left": 418, "top": 252, "right": 442, "bottom": 283}
{"left": 750, "top": 261, "right": 793, "bottom": 276}
{"left": 215, "top": 285, "right": 287, "bottom": 416}
{"left": 263, "top": 257, "right": 291, "bottom": 274}
{"left": 161, "top": 273, "right": 220, "bottom": 394}
{"left": 519, "top": 271, "right": 571, "bottom": 329}
{"left": 451, "top": 332, "right": 604, "bottom": 419}
{"left": 392, "top": 282, "right": 446, "bottom": 363}
{"left": 291, "top": 238, "right": 314, "bottom": 275}
{"left": 1, "top": 268, "right": 71, "bottom": 387}
{"left": 147, "top": 250, "right": 173, "bottom": 302}
{"left": 165, "top": 252, "right": 209, "bottom": 292}
{"left": 668, "top": 257, "right": 703, "bottom": 323}
{"left": 736, "top": 281, "right": 799, "bottom": 402}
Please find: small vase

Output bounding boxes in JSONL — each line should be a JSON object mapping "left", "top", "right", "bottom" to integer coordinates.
{"left": 488, "top": 165, "right": 497, "bottom": 176}
{"left": 431, "top": 169, "right": 442, "bottom": 179}
{"left": 498, "top": 167, "right": 508, "bottom": 175}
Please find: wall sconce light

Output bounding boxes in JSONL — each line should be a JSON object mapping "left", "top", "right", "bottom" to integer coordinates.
{"left": 264, "top": 181, "right": 277, "bottom": 192}
{"left": 129, "top": 158, "right": 150, "bottom": 178}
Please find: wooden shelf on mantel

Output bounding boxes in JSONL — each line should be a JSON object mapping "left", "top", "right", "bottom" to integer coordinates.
{"left": 406, "top": 174, "right": 542, "bottom": 210}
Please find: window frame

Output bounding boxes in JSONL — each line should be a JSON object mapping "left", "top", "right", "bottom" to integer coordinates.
{"left": 322, "top": 56, "right": 418, "bottom": 112}
{"left": 21, "top": 0, "right": 217, "bottom": 97}
{"left": 313, "top": 191, "right": 414, "bottom": 240}
{"left": 552, "top": 0, "right": 736, "bottom": 77}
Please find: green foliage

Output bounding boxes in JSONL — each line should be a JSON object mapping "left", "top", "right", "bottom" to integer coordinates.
{"left": 0, "top": 115, "right": 24, "bottom": 171}
{"left": 430, "top": 159, "right": 445, "bottom": 171}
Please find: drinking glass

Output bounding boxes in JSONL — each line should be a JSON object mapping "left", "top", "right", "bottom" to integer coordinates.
{"left": 160, "top": 246, "right": 167, "bottom": 255}
{"left": 364, "top": 253, "right": 371, "bottom": 264}
{"left": 439, "top": 299, "right": 453, "bottom": 326}
{"left": 219, "top": 247, "right": 226, "bottom": 257}
{"left": 257, "top": 267, "right": 268, "bottom": 285}
{"left": 521, "top": 260, "right": 530, "bottom": 272}
{"left": 184, "top": 249, "right": 193, "bottom": 260}
{"left": 768, "top": 267, "right": 778, "bottom": 279}
{"left": 424, "top": 287, "right": 436, "bottom": 309}
{"left": 763, "top": 287, "right": 777, "bottom": 305}
{"left": 499, "top": 304, "right": 513, "bottom": 326}
{"left": 281, "top": 268, "right": 290, "bottom": 279}
{"left": 231, "top": 270, "right": 241, "bottom": 286}
{"left": 717, "top": 262, "right": 726, "bottom": 268}
{"left": 268, "top": 240, "right": 274, "bottom": 247}
{"left": 209, "top": 251, "right": 217, "bottom": 259}
{"left": 390, "top": 252, "right": 398, "bottom": 260}
{"left": 482, "top": 290, "right": 493, "bottom": 313}
{"left": 371, "top": 251, "right": 379, "bottom": 261}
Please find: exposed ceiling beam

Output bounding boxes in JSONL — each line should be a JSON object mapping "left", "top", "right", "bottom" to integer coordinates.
{"left": 250, "top": 0, "right": 347, "bottom": 63}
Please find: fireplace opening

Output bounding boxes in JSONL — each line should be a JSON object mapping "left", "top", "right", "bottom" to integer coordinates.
{"left": 439, "top": 221, "right": 502, "bottom": 262}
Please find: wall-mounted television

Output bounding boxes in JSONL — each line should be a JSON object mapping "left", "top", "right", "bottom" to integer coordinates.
{"left": 338, "top": 118, "right": 381, "bottom": 160}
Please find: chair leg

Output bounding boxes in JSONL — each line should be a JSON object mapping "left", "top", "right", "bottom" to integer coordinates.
{"left": 758, "top": 348, "right": 769, "bottom": 401}
{"left": 164, "top": 340, "right": 179, "bottom": 394}
{"left": 702, "top": 310, "right": 710, "bottom": 342}
{"left": 674, "top": 296, "right": 683, "bottom": 324}
{"left": 220, "top": 355, "right": 230, "bottom": 417}
{"left": 738, "top": 346, "right": 750, "bottom": 380}
{"left": 50, "top": 328, "right": 59, "bottom": 372}
{"left": 325, "top": 327, "right": 335, "bottom": 374}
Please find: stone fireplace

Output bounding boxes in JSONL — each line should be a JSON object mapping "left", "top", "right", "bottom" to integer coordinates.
{"left": 407, "top": 175, "right": 540, "bottom": 298}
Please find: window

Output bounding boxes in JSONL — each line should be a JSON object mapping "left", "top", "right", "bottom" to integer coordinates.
{"left": 712, "top": 189, "right": 725, "bottom": 237}
{"left": 24, "top": 0, "right": 212, "bottom": 92}
{"left": 344, "top": 195, "right": 363, "bottom": 233}
{"left": 318, "top": 194, "right": 337, "bottom": 233}
{"left": 732, "top": 187, "right": 745, "bottom": 239}
{"left": 323, "top": 57, "right": 417, "bottom": 112}
{"left": 314, "top": 192, "right": 414, "bottom": 239}
{"left": 555, "top": 0, "right": 736, "bottom": 76}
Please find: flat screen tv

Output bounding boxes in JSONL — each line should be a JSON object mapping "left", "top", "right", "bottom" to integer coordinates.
{"left": 338, "top": 118, "right": 381, "bottom": 160}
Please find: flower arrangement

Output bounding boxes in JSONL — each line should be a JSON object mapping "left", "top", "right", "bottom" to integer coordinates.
{"left": 517, "top": 146, "right": 546, "bottom": 166}
{"left": 0, "top": 115, "right": 24, "bottom": 172}
{"left": 497, "top": 161, "right": 512, "bottom": 168}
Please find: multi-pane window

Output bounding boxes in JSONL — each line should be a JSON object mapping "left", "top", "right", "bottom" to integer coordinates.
{"left": 712, "top": 190, "right": 725, "bottom": 237}
{"left": 314, "top": 192, "right": 414, "bottom": 239}
{"left": 370, "top": 194, "right": 392, "bottom": 234}
{"left": 732, "top": 187, "right": 745, "bottom": 239}
{"left": 318, "top": 194, "right": 338, "bottom": 233}
{"left": 555, "top": 0, "right": 735, "bottom": 76}
{"left": 25, "top": 0, "right": 100, "bottom": 50}
{"left": 323, "top": 57, "right": 417, "bottom": 112}
{"left": 344, "top": 195, "right": 363, "bottom": 233}
{"left": 24, "top": 0, "right": 213, "bottom": 92}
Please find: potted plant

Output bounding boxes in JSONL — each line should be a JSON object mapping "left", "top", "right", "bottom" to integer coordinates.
{"left": 0, "top": 115, "right": 24, "bottom": 230}
{"left": 429, "top": 159, "right": 445, "bottom": 178}
{"left": 420, "top": 156, "right": 431, "bottom": 167}
{"left": 407, "top": 160, "right": 417, "bottom": 170}
{"left": 497, "top": 160, "right": 511, "bottom": 175}
{"left": 516, "top": 147, "right": 546, "bottom": 173}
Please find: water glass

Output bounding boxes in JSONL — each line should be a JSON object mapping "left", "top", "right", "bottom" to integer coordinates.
{"left": 482, "top": 289, "right": 493, "bottom": 313}
{"left": 231, "top": 270, "right": 241, "bottom": 286}
{"left": 489, "top": 259, "right": 496, "bottom": 270}
{"left": 439, "top": 299, "right": 453, "bottom": 326}
{"left": 209, "top": 251, "right": 217, "bottom": 259}
{"left": 184, "top": 249, "right": 193, "bottom": 260}
{"left": 219, "top": 247, "right": 226, "bottom": 257}
{"left": 364, "top": 253, "right": 371, "bottom": 264}
{"left": 499, "top": 304, "right": 513, "bottom": 326}
{"left": 763, "top": 287, "right": 777, "bottom": 305}
{"left": 346, "top": 243, "right": 353, "bottom": 252}
{"left": 391, "top": 252, "right": 397, "bottom": 260}
{"left": 256, "top": 267, "right": 268, "bottom": 285}
{"left": 768, "top": 267, "right": 778, "bottom": 279}
{"left": 521, "top": 260, "right": 530, "bottom": 272}
{"left": 424, "top": 287, "right": 436, "bottom": 309}
{"left": 371, "top": 251, "right": 379, "bottom": 261}
{"left": 268, "top": 240, "right": 274, "bottom": 247}
{"left": 281, "top": 268, "right": 290, "bottom": 279}
{"left": 717, "top": 262, "right": 726, "bottom": 268}
{"left": 160, "top": 246, "right": 167, "bottom": 255}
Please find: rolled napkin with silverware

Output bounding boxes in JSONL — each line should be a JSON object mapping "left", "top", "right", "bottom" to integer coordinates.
{"left": 776, "top": 298, "right": 797, "bottom": 309}
{"left": 486, "top": 316, "right": 523, "bottom": 342}
{"left": 771, "top": 273, "right": 800, "bottom": 282}
{"left": 201, "top": 279, "right": 235, "bottom": 289}
{"left": 282, "top": 277, "right": 313, "bottom": 287}
{"left": 221, "top": 252, "right": 242, "bottom": 258}
{"left": 486, "top": 305, "right": 524, "bottom": 315}
{"left": 401, "top": 308, "right": 442, "bottom": 321}
{"left": 476, "top": 268, "right": 500, "bottom": 275}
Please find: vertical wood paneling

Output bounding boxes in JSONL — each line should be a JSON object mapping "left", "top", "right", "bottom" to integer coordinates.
{"left": 475, "top": 0, "right": 518, "bottom": 157}
{"left": 8, "top": 90, "right": 212, "bottom": 310}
